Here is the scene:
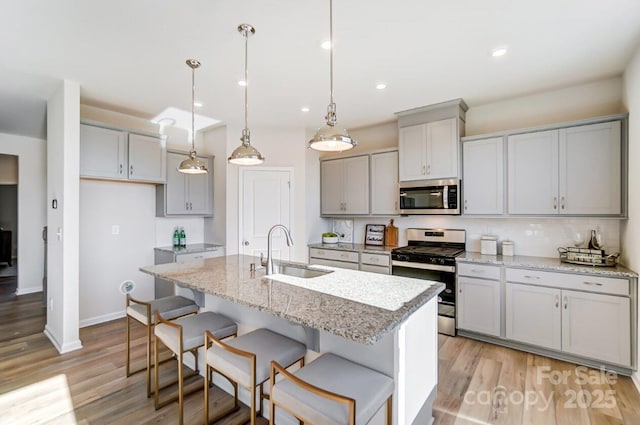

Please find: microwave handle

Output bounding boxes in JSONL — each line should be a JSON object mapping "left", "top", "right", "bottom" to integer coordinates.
{"left": 443, "top": 185, "right": 449, "bottom": 208}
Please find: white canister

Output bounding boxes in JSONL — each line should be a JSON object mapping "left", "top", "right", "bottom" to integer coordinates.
{"left": 480, "top": 235, "right": 497, "bottom": 255}
{"left": 502, "top": 240, "right": 514, "bottom": 256}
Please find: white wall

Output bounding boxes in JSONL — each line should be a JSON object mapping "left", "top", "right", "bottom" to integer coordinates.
{"left": 0, "top": 134, "right": 46, "bottom": 294}
{"left": 203, "top": 125, "right": 227, "bottom": 245}
{"left": 621, "top": 43, "right": 640, "bottom": 389}
{"left": 79, "top": 180, "right": 155, "bottom": 326}
{"left": 466, "top": 78, "right": 624, "bottom": 136}
{"left": 45, "top": 80, "right": 82, "bottom": 353}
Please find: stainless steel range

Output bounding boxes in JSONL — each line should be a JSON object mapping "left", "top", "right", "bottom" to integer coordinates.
{"left": 391, "top": 228, "right": 466, "bottom": 336}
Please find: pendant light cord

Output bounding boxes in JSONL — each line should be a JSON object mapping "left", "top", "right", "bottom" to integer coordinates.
{"left": 329, "top": 0, "right": 334, "bottom": 107}
{"left": 191, "top": 63, "right": 196, "bottom": 154}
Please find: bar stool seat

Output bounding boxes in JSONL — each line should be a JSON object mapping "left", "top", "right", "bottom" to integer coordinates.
{"left": 154, "top": 311, "right": 238, "bottom": 425}
{"left": 125, "top": 295, "right": 199, "bottom": 396}
{"left": 205, "top": 328, "right": 306, "bottom": 425}
{"left": 270, "top": 353, "right": 394, "bottom": 425}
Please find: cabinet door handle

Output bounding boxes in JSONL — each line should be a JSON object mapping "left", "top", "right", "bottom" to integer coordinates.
{"left": 555, "top": 295, "right": 559, "bottom": 308}
{"left": 464, "top": 199, "right": 468, "bottom": 211}
{"left": 561, "top": 196, "right": 565, "bottom": 210}
{"left": 340, "top": 253, "right": 348, "bottom": 258}
{"left": 553, "top": 197, "right": 557, "bottom": 210}
{"left": 471, "top": 269, "right": 484, "bottom": 273}
{"left": 189, "top": 202, "right": 192, "bottom": 210}
{"left": 185, "top": 202, "right": 189, "bottom": 210}
{"left": 243, "top": 241, "right": 250, "bottom": 246}
{"left": 563, "top": 296, "right": 568, "bottom": 309}
{"left": 523, "top": 275, "right": 540, "bottom": 280}
{"left": 422, "top": 165, "right": 426, "bottom": 175}
{"left": 583, "top": 281, "right": 603, "bottom": 286}
{"left": 119, "top": 164, "right": 123, "bottom": 174}
{"left": 427, "top": 164, "right": 431, "bottom": 175}
{"left": 130, "top": 165, "right": 133, "bottom": 175}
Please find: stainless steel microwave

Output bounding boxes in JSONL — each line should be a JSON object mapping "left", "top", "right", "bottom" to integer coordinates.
{"left": 399, "top": 179, "right": 460, "bottom": 215}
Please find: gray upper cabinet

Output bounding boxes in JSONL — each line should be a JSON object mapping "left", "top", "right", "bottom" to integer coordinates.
{"left": 395, "top": 99, "right": 468, "bottom": 182}
{"left": 80, "top": 123, "right": 166, "bottom": 183}
{"left": 321, "top": 155, "right": 369, "bottom": 216}
{"left": 370, "top": 150, "right": 399, "bottom": 215}
{"left": 157, "top": 150, "right": 213, "bottom": 217}
{"left": 508, "top": 120, "right": 622, "bottom": 216}
{"left": 462, "top": 137, "right": 504, "bottom": 215}
{"left": 80, "top": 124, "right": 127, "bottom": 179}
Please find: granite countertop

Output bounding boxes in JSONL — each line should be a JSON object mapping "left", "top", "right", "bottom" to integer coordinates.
{"left": 140, "top": 254, "right": 443, "bottom": 345}
{"left": 308, "top": 242, "right": 396, "bottom": 255}
{"left": 155, "top": 243, "right": 224, "bottom": 255}
{"left": 457, "top": 252, "right": 638, "bottom": 278}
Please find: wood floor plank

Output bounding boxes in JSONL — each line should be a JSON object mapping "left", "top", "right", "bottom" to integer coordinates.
{"left": 2, "top": 290, "right": 640, "bottom": 424}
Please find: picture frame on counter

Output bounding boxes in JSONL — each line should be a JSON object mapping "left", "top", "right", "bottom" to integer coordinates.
{"left": 364, "top": 224, "right": 385, "bottom": 246}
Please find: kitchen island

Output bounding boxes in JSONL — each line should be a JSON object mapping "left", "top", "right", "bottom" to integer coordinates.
{"left": 140, "top": 254, "right": 444, "bottom": 425}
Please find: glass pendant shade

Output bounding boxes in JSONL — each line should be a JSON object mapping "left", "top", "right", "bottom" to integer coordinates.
{"left": 308, "top": 125, "right": 356, "bottom": 151}
{"left": 228, "top": 24, "right": 264, "bottom": 165}
{"left": 178, "top": 59, "right": 208, "bottom": 174}
{"left": 178, "top": 151, "right": 208, "bottom": 174}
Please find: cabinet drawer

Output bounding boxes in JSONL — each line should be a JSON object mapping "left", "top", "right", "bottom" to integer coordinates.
{"left": 176, "top": 249, "right": 223, "bottom": 263}
{"left": 309, "top": 258, "right": 359, "bottom": 270}
{"left": 505, "top": 268, "right": 629, "bottom": 296}
{"left": 360, "top": 264, "right": 390, "bottom": 274}
{"left": 309, "top": 248, "right": 359, "bottom": 264}
{"left": 361, "top": 253, "right": 390, "bottom": 267}
{"left": 457, "top": 262, "right": 501, "bottom": 280}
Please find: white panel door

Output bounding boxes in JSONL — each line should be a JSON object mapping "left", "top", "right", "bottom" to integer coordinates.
{"left": 398, "top": 124, "right": 426, "bottom": 181}
{"left": 457, "top": 276, "right": 501, "bottom": 337}
{"left": 562, "top": 290, "right": 631, "bottom": 366}
{"left": 128, "top": 133, "right": 166, "bottom": 183}
{"left": 371, "top": 151, "right": 399, "bottom": 215}
{"left": 342, "top": 155, "right": 370, "bottom": 214}
{"left": 559, "top": 121, "right": 621, "bottom": 215}
{"left": 321, "top": 159, "right": 344, "bottom": 215}
{"left": 505, "top": 283, "right": 561, "bottom": 350}
{"left": 241, "top": 169, "right": 292, "bottom": 261}
{"left": 507, "top": 130, "right": 559, "bottom": 214}
{"left": 462, "top": 137, "right": 504, "bottom": 215}
{"left": 79, "top": 124, "right": 127, "bottom": 179}
{"left": 426, "top": 118, "right": 458, "bottom": 179}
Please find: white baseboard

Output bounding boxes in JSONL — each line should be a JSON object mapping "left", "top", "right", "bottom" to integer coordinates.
{"left": 44, "top": 325, "right": 82, "bottom": 354}
{"left": 80, "top": 310, "right": 126, "bottom": 328}
{"left": 632, "top": 372, "right": 640, "bottom": 394}
{"left": 16, "top": 287, "right": 43, "bottom": 296}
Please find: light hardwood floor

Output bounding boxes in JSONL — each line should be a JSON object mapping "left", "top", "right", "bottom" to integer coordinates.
{"left": 1, "top": 288, "right": 639, "bottom": 424}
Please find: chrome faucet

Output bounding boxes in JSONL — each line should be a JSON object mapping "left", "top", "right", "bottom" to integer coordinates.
{"left": 266, "top": 224, "right": 294, "bottom": 275}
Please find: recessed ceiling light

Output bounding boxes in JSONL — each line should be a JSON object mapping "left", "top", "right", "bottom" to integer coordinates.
{"left": 492, "top": 47, "right": 508, "bottom": 57}
{"left": 194, "top": 101, "right": 203, "bottom": 108}
{"left": 376, "top": 83, "right": 387, "bottom": 90}
{"left": 321, "top": 40, "right": 332, "bottom": 50}
{"left": 301, "top": 107, "right": 310, "bottom": 112}
{"left": 238, "top": 80, "right": 247, "bottom": 86}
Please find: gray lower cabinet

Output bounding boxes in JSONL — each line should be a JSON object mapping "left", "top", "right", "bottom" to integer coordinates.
{"left": 308, "top": 247, "right": 391, "bottom": 274}
{"left": 154, "top": 246, "right": 224, "bottom": 298}
{"left": 457, "top": 263, "right": 502, "bottom": 337}
{"left": 80, "top": 122, "right": 166, "bottom": 183}
{"left": 156, "top": 150, "right": 213, "bottom": 216}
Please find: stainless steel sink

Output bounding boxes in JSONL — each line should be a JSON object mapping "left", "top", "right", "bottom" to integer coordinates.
{"left": 272, "top": 263, "right": 333, "bottom": 279}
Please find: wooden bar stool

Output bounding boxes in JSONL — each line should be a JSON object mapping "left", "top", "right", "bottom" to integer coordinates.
{"left": 204, "top": 328, "right": 306, "bottom": 425}
{"left": 126, "top": 294, "right": 199, "bottom": 396}
{"left": 154, "top": 311, "right": 238, "bottom": 425}
{"left": 269, "top": 353, "right": 394, "bottom": 425}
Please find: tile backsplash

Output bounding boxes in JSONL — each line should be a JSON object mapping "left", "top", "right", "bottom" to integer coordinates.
{"left": 349, "top": 216, "right": 621, "bottom": 259}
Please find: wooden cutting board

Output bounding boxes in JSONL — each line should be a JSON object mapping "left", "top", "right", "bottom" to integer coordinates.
{"left": 385, "top": 219, "right": 398, "bottom": 247}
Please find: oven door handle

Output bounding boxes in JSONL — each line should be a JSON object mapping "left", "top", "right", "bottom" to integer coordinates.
{"left": 392, "top": 260, "right": 456, "bottom": 273}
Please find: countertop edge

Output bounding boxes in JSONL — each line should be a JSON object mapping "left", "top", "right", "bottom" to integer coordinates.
{"left": 457, "top": 253, "right": 638, "bottom": 278}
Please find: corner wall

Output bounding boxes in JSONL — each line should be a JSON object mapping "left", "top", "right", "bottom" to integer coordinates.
{"left": 621, "top": 43, "right": 640, "bottom": 390}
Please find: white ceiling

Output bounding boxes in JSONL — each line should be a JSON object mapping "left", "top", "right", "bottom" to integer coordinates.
{"left": 2, "top": 0, "right": 640, "bottom": 139}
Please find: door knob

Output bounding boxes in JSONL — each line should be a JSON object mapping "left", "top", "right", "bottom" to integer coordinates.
{"left": 243, "top": 241, "right": 250, "bottom": 246}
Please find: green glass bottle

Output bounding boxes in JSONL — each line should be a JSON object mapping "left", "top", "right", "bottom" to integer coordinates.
{"left": 179, "top": 227, "right": 186, "bottom": 247}
{"left": 173, "top": 227, "right": 179, "bottom": 247}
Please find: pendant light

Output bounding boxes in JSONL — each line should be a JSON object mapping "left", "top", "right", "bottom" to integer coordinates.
{"left": 308, "top": 0, "right": 356, "bottom": 152}
{"left": 228, "top": 24, "right": 265, "bottom": 165}
{"left": 178, "top": 59, "right": 208, "bottom": 174}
